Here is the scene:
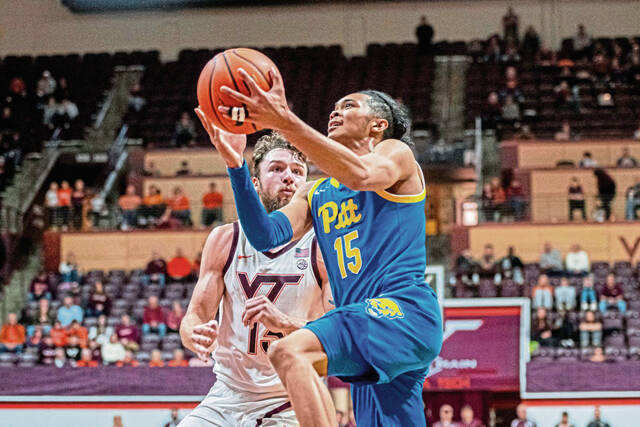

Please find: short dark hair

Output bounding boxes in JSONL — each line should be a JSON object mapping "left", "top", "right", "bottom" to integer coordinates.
{"left": 358, "top": 90, "right": 414, "bottom": 150}
{"left": 251, "top": 132, "right": 307, "bottom": 177}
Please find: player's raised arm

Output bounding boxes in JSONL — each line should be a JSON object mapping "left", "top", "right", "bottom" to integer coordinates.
{"left": 195, "top": 108, "right": 313, "bottom": 251}
{"left": 218, "top": 69, "right": 417, "bottom": 191}
{"left": 179, "top": 224, "right": 230, "bottom": 360}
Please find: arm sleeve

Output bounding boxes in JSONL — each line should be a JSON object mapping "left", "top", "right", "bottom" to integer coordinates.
{"left": 227, "top": 161, "right": 293, "bottom": 251}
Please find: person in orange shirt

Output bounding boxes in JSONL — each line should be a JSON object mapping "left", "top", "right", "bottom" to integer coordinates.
{"left": 118, "top": 184, "right": 142, "bottom": 229}
{"left": 168, "top": 186, "right": 192, "bottom": 227}
{"left": 57, "top": 180, "right": 73, "bottom": 229}
{"left": 75, "top": 348, "right": 98, "bottom": 367}
{"left": 50, "top": 320, "right": 68, "bottom": 348}
{"left": 148, "top": 349, "right": 165, "bottom": 367}
{"left": 167, "top": 348, "right": 188, "bottom": 367}
{"left": 167, "top": 248, "right": 193, "bottom": 281}
{"left": 67, "top": 320, "right": 89, "bottom": 348}
{"left": 116, "top": 350, "right": 140, "bottom": 367}
{"left": 0, "top": 313, "right": 26, "bottom": 353}
{"left": 142, "top": 185, "right": 165, "bottom": 225}
{"left": 201, "top": 182, "right": 223, "bottom": 227}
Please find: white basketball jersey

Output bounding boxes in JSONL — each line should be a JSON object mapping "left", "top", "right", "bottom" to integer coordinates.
{"left": 214, "top": 222, "right": 325, "bottom": 394}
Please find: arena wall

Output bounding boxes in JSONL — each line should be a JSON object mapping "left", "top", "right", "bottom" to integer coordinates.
{"left": 1, "top": 1, "right": 639, "bottom": 58}
{"left": 524, "top": 400, "right": 640, "bottom": 427}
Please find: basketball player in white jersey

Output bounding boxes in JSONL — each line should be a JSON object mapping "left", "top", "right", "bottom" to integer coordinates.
{"left": 179, "top": 130, "right": 333, "bottom": 427}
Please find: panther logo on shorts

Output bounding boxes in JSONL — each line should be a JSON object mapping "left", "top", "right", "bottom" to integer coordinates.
{"left": 365, "top": 298, "right": 404, "bottom": 320}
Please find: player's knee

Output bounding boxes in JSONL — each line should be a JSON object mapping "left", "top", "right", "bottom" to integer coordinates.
{"left": 267, "top": 338, "right": 293, "bottom": 371}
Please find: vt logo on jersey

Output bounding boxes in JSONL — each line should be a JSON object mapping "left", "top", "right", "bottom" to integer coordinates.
{"left": 365, "top": 298, "right": 404, "bottom": 320}
{"left": 237, "top": 273, "right": 303, "bottom": 300}
{"left": 317, "top": 198, "right": 362, "bottom": 234}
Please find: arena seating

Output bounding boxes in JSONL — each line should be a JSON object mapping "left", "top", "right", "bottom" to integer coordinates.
{"left": 124, "top": 43, "right": 434, "bottom": 147}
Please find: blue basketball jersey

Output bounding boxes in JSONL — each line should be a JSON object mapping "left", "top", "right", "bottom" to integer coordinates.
{"left": 307, "top": 174, "right": 427, "bottom": 307}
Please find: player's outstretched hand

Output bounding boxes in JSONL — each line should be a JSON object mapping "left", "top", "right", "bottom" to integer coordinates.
{"left": 218, "top": 67, "right": 290, "bottom": 131}
{"left": 194, "top": 107, "right": 246, "bottom": 168}
{"left": 242, "top": 295, "right": 287, "bottom": 333}
{"left": 191, "top": 319, "right": 219, "bottom": 362}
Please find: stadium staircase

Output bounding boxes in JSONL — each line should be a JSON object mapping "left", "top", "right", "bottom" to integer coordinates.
{"left": 0, "top": 245, "right": 42, "bottom": 328}
{"left": 431, "top": 55, "right": 468, "bottom": 141}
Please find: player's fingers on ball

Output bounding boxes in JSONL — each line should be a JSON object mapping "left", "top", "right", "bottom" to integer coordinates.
{"left": 219, "top": 86, "right": 253, "bottom": 105}
{"left": 269, "top": 67, "right": 284, "bottom": 90}
{"left": 237, "top": 68, "right": 263, "bottom": 96}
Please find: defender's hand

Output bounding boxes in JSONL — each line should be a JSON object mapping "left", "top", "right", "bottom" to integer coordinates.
{"left": 242, "top": 295, "right": 287, "bottom": 332}
{"left": 191, "top": 319, "right": 219, "bottom": 362}
{"left": 195, "top": 107, "right": 246, "bottom": 168}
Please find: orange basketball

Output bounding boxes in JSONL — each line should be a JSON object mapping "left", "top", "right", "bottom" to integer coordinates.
{"left": 197, "top": 48, "right": 279, "bottom": 135}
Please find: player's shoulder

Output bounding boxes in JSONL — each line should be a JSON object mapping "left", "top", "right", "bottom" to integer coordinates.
{"left": 202, "top": 222, "right": 239, "bottom": 267}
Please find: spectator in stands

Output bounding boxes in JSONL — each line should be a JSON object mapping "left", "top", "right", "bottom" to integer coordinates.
{"left": 554, "top": 80, "right": 580, "bottom": 112}
{"left": 594, "top": 169, "right": 616, "bottom": 221}
{"left": 554, "top": 121, "right": 574, "bottom": 141}
{"left": 502, "top": 7, "right": 519, "bottom": 43}
{"left": 166, "top": 301, "right": 185, "bottom": 334}
{"left": 568, "top": 177, "right": 586, "bottom": 221}
{"left": 514, "top": 124, "right": 535, "bottom": 140}
{"left": 599, "top": 273, "right": 626, "bottom": 313}
{"left": 127, "top": 81, "right": 146, "bottom": 113}
{"left": 521, "top": 26, "right": 540, "bottom": 61}
{"left": 540, "top": 242, "right": 563, "bottom": 276}
{"left": 101, "top": 333, "right": 126, "bottom": 365}
{"left": 25, "top": 297, "right": 54, "bottom": 337}
{"left": 45, "top": 181, "right": 60, "bottom": 228}
{"left": 167, "top": 186, "right": 192, "bottom": 226}
{"left": 477, "top": 244, "right": 499, "bottom": 281}
{"left": 511, "top": 404, "right": 536, "bottom": 427}
{"left": 532, "top": 274, "right": 554, "bottom": 310}
{"left": 28, "top": 271, "right": 52, "bottom": 301}
{"left": 573, "top": 24, "right": 592, "bottom": 61}
{"left": 555, "top": 411, "right": 574, "bottom": 427}
{"left": 0, "top": 313, "right": 26, "bottom": 353}
{"left": 501, "top": 95, "right": 521, "bottom": 124}
{"left": 71, "top": 179, "right": 86, "bottom": 230}
{"left": 39, "top": 335, "right": 57, "bottom": 365}
{"left": 36, "top": 71, "right": 57, "bottom": 98}
{"left": 50, "top": 320, "right": 68, "bottom": 348}
{"left": 67, "top": 320, "right": 89, "bottom": 348}
{"left": 579, "top": 310, "right": 602, "bottom": 348}
{"left": 489, "top": 177, "right": 506, "bottom": 220}
{"left": 459, "top": 405, "right": 484, "bottom": 427}
{"left": 142, "top": 295, "right": 166, "bottom": 338}
{"left": 433, "top": 404, "right": 455, "bottom": 427}
{"left": 57, "top": 98, "right": 79, "bottom": 136}
{"left": 415, "top": 16, "right": 434, "bottom": 55}
{"left": 56, "top": 295, "right": 83, "bottom": 327}
{"left": 86, "top": 281, "right": 110, "bottom": 317}
{"left": 201, "top": 182, "right": 224, "bottom": 226}
{"left": 173, "top": 112, "right": 197, "bottom": 148}
{"left": 164, "top": 408, "right": 182, "bottom": 427}
{"left": 144, "top": 251, "right": 167, "bottom": 287}
{"left": 141, "top": 185, "right": 165, "bottom": 225}
{"left": 54, "top": 77, "right": 70, "bottom": 100}
{"left": 143, "top": 161, "right": 161, "bottom": 177}
{"left": 455, "top": 249, "right": 477, "bottom": 284}
{"left": 64, "top": 335, "right": 82, "bottom": 362}
{"left": 42, "top": 96, "right": 59, "bottom": 131}
{"left": 167, "top": 248, "right": 193, "bottom": 282}
{"left": 580, "top": 275, "right": 598, "bottom": 312}
{"left": 116, "top": 350, "right": 140, "bottom": 367}
{"left": 499, "top": 246, "right": 524, "bottom": 284}
{"left": 76, "top": 348, "right": 98, "bottom": 367}
{"left": 555, "top": 277, "right": 576, "bottom": 311}
{"left": 590, "top": 346, "right": 605, "bottom": 362}
{"left": 88, "top": 314, "right": 113, "bottom": 346}
{"left": 565, "top": 244, "right": 590, "bottom": 276}
{"left": 26, "top": 326, "right": 44, "bottom": 350}
{"left": 616, "top": 147, "right": 638, "bottom": 168}
{"left": 176, "top": 160, "right": 191, "bottom": 176}
{"left": 87, "top": 190, "right": 105, "bottom": 229}
{"left": 115, "top": 314, "right": 140, "bottom": 352}
{"left": 118, "top": 184, "right": 142, "bottom": 230}
{"left": 482, "top": 92, "right": 502, "bottom": 130}
{"left": 586, "top": 407, "right": 610, "bottom": 427}
{"left": 554, "top": 307, "right": 576, "bottom": 348}
{"left": 480, "top": 183, "right": 495, "bottom": 222}
{"left": 579, "top": 152, "right": 597, "bottom": 168}
{"left": 53, "top": 347, "right": 72, "bottom": 368}
{"left": 57, "top": 180, "right": 72, "bottom": 229}
{"left": 625, "top": 178, "right": 640, "bottom": 220}
{"left": 149, "top": 349, "right": 165, "bottom": 367}
{"left": 59, "top": 252, "right": 80, "bottom": 284}
{"left": 506, "top": 179, "right": 525, "bottom": 220}
{"left": 88, "top": 339, "right": 102, "bottom": 363}
{"left": 168, "top": 348, "right": 188, "bottom": 367}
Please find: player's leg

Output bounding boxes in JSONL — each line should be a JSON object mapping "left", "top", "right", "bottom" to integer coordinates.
{"left": 178, "top": 381, "right": 238, "bottom": 427}
{"left": 267, "top": 328, "right": 337, "bottom": 427}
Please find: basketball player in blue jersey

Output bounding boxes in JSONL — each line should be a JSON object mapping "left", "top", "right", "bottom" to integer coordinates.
{"left": 195, "top": 67, "right": 443, "bottom": 426}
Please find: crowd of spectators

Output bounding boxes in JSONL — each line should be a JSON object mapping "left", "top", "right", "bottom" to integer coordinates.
{"left": 480, "top": 176, "right": 526, "bottom": 222}
{"left": 44, "top": 179, "right": 87, "bottom": 230}
{"left": 453, "top": 244, "right": 524, "bottom": 286}
{"left": 0, "top": 251, "right": 206, "bottom": 368}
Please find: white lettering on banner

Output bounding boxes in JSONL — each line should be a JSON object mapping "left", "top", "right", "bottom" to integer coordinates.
{"left": 427, "top": 319, "right": 483, "bottom": 377}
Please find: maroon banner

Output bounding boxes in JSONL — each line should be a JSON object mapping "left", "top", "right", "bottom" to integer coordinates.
{"left": 424, "top": 306, "right": 522, "bottom": 391}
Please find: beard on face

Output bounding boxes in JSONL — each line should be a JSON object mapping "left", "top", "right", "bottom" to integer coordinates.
{"left": 258, "top": 185, "right": 291, "bottom": 213}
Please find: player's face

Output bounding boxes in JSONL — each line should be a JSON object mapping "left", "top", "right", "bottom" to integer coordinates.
{"left": 253, "top": 148, "right": 307, "bottom": 213}
{"left": 327, "top": 93, "right": 376, "bottom": 142}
